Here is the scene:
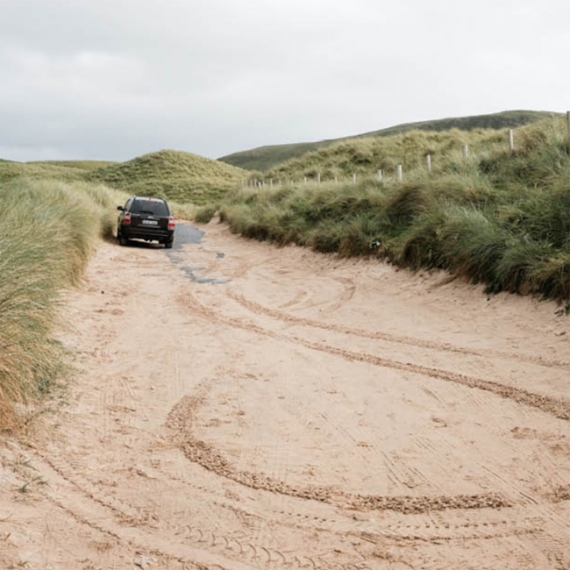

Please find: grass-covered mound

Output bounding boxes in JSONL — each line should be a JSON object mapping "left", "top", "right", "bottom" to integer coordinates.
{"left": 219, "top": 110, "right": 557, "bottom": 171}
{"left": 87, "top": 149, "right": 247, "bottom": 205}
{"left": 0, "top": 161, "right": 89, "bottom": 185}
{"left": 260, "top": 128, "right": 508, "bottom": 182}
{"left": 0, "top": 152, "right": 247, "bottom": 206}
{"left": 0, "top": 179, "right": 124, "bottom": 429}
{"left": 220, "top": 118, "right": 570, "bottom": 303}
{"left": 29, "top": 160, "right": 116, "bottom": 170}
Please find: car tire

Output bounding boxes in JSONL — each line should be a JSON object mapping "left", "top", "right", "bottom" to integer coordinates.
{"left": 165, "top": 240, "right": 173, "bottom": 249}
{"left": 119, "top": 233, "right": 129, "bottom": 246}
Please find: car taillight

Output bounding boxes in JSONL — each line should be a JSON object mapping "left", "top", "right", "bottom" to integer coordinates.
{"left": 168, "top": 216, "right": 175, "bottom": 230}
{"left": 123, "top": 212, "right": 131, "bottom": 225}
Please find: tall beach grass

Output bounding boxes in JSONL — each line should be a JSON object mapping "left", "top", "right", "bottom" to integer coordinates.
{"left": 221, "top": 118, "right": 570, "bottom": 304}
{"left": 0, "top": 179, "right": 124, "bottom": 430}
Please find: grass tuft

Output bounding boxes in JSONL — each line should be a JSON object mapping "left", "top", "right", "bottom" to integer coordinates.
{"left": 194, "top": 204, "right": 218, "bottom": 224}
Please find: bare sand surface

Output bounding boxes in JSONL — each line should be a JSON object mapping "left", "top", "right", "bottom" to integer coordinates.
{"left": 1, "top": 221, "right": 569, "bottom": 569}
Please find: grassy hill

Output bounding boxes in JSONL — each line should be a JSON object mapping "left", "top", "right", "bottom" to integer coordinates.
{"left": 0, "top": 161, "right": 89, "bottom": 185}
{"left": 28, "top": 160, "right": 116, "bottom": 170}
{"left": 0, "top": 151, "right": 248, "bottom": 206}
{"left": 219, "top": 110, "right": 559, "bottom": 171}
{"left": 86, "top": 150, "right": 247, "bottom": 205}
{"left": 259, "top": 127, "right": 510, "bottom": 182}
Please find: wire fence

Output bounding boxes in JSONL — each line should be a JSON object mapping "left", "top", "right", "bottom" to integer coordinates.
{"left": 242, "top": 112, "right": 570, "bottom": 190}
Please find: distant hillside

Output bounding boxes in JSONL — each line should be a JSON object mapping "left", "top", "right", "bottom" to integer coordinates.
{"left": 28, "top": 160, "right": 116, "bottom": 170}
{"left": 0, "top": 151, "right": 247, "bottom": 205}
{"left": 86, "top": 149, "right": 247, "bottom": 205}
{"left": 260, "top": 127, "right": 509, "bottom": 182}
{"left": 219, "top": 110, "right": 559, "bottom": 171}
{"left": 0, "top": 161, "right": 88, "bottom": 184}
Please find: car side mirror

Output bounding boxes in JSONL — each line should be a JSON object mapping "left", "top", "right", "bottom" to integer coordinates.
{"left": 117, "top": 206, "right": 125, "bottom": 211}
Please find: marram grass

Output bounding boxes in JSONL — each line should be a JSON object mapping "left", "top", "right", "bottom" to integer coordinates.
{"left": 0, "top": 179, "right": 125, "bottom": 430}
{"left": 221, "top": 117, "right": 570, "bottom": 305}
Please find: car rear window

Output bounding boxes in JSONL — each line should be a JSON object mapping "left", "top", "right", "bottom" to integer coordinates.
{"left": 130, "top": 199, "right": 169, "bottom": 216}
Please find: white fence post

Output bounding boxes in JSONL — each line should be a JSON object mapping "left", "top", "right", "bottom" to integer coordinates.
{"left": 397, "top": 164, "right": 403, "bottom": 181}
{"left": 566, "top": 111, "right": 570, "bottom": 153}
{"left": 377, "top": 169, "right": 383, "bottom": 180}
{"left": 334, "top": 176, "right": 338, "bottom": 185}
{"left": 427, "top": 154, "right": 432, "bottom": 172}
{"left": 509, "top": 129, "right": 514, "bottom": 152}
{"left": 352, "top": 173, "right": 356, "bottom": 184}
{"left": 463, "top": 144, "right": 469, "bottom": 157}
{"left": 317, "top": 172, "right": 321, "bottom": 184}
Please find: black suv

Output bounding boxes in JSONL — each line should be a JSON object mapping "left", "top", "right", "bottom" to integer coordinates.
{"left": 117, "top": 196, "right": 175, "bottom": 248}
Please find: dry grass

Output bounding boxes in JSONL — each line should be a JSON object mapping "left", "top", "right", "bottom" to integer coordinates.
{"left": 86, "top": 149, "right": 247, "bottom": 205}
{"left": 0, "top": 179, "right": 126, "bottom": 430}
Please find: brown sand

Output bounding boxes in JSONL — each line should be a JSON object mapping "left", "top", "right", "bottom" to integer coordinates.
{"left": 1, "top": 221, "right": 569, "bottom": 569}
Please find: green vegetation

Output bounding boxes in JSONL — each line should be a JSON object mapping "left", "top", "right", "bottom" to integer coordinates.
{"left": 219, "top": 110, "right": 558, "bottom": 171}
{"left": 0, "top": 161, "right": 89, "bottom": 185}
{"left": 86, "top": 150, "right": 247, "bottom": 205}
{"left": 28, "top": 160, "right": 116, "bottom": 170}
{"left": 359, "top": 110, "right": 556, "bottom": 138}
{"left": 0, "top": 179, "right": 125, "bottom": 430}
{"left": 219, "top": 141, "right": 325, "bottom": 172}
{"left": 194, "top": 204, "right": 219, "bottom": 224}
{"left": 0, "top": 151, "right": 248, "bottom": 206}
{"left": 221, "top": 117, "right": 570, "bottom": 303}
{"left": 260, "top": 127, "right": 507, "bottom": 182}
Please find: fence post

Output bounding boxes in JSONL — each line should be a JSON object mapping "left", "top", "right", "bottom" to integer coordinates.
{"left": 377, "top": 169, "right": 383, "bottom": 180}
{"left": 334, "top": 176, "right": 338, "bottom": 185}
{"left": 509, "top": 129, "right": 515, "bottom": 153}
{"left": 352, "top": 173, "right": 356, "bottom": 184}
{"left": 317, "top": 172, "right": 321, "bottom": 184}
{"left": 304, "top": 176, "right": 307, "bottom": 185}
{"left": 463, "top": 144, "right": 469, "bottom": 157}
{"left": 566, "top": 111, "right": 570, "bottom": 153}
{"left": 270, "top": 179, "right": 273, "bottom": 188}
{"left": 397, "top": 164, "right": 403, "bottom": 181}
{"left": 426, "top": 154, "right": 432, "bottom": 172}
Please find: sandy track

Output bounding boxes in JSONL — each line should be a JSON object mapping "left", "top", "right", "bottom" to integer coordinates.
{"left": 1, "top": 221, "right": 569, "bottom": 569}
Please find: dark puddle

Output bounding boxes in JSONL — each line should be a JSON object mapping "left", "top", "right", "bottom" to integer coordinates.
{"left": 166, "top": 223, "right": 228, "bottom": 284}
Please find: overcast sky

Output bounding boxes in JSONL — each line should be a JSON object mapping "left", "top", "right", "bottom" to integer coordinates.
{"left": 0, "top": 0, "right": 568, "bottom": 162}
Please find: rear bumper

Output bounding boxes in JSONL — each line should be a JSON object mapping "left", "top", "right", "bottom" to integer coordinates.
{"left": 120, "top": 225, "right": 174, "bottom": 242}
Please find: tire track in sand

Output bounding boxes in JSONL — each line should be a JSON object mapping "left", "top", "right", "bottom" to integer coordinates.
{"left": 178, "top": 291, "right": 570, "bottom": 423}
{"left": 26, "top": 450, "right": 368, "bottom": 570}
{"left": 228, "top": 292, "right": 570, "bottom": 371}
{"left": 167, "top": 388, "right": 511, "bottom": 515}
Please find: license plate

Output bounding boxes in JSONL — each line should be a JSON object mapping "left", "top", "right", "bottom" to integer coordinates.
{"left": 142, "top": 220, "right": 158, "bottom": 225}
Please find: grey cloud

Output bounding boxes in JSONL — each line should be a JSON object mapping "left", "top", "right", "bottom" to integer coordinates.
{"left": 1, "top": 0, "right": 569, "bottom": 162}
